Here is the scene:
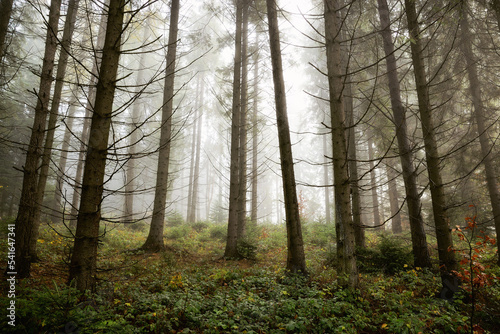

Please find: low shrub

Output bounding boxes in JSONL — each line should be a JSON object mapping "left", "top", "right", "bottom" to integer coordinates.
{"left": 357, "top": 234, "right": 413, "bottom": 274}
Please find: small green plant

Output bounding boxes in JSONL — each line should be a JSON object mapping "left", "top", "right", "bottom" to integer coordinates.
{"left": 166, "top": 225, "right": 191, "bottom": 240}
{"left": 208, "top": 224, "right": 227, "bottom": 241}
{"left": 166, "top": 211, "right": 184, "bottom": 227}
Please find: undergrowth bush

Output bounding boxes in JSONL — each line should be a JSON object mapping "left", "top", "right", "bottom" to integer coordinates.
{"left": 357, "top": 234, "right": 413, "bottom": 274}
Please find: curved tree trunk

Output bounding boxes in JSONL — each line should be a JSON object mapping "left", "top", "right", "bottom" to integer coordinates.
{"left": 377, "top": 0, "right": 431, "bottom": 268}
{"left": 14, "top": 0, "right": 61, "bottom": 278}
{"left": 266, "top": 0, "right": 306, "bottom": 274}
{"left": 68, "top": 0, "right": 124, "bottom": 291}
{"left": 141, "top": 0, "right": 180, "bottom": 252}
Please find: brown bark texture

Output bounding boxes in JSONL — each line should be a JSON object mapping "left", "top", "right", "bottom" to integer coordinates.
{"left": 324, "top": 0, "right": 358, "bottom": 288}
{"left": 14, "top": 0, "right": 61, "bottom": 278}
{"left": 141, "top": 0, "right": 180, "bottom": 252}
{"left": 377, "top": 0, "right": 431, "bottom": 268}
{"left": 405, "top": 0, "right": 456, "bottom": 272}
{"left": 68, "top": 0, "right": 125, "bottom": 291}
{"left": 267, "top": 0, "right": 307, "bottom": 274}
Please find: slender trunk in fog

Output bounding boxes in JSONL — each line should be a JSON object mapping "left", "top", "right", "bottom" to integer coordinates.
{"left": 405, "top": 0, "right": 455, "bottom": 273}
{"left": 377, "top": 0, "right": 431, "bottom": 267}
{"left": 237, "top": 0, "right": 249, "bottom": 238}
{"left": 225, "top": 0, "right": 243, "bottom": 258}
{"left": 367, "top": 137, "right": 382, "bottom": 231}
{"left": 141, "top": 0, "right": 180, "bottom": 252}
{"left": 386, "top": 162, "right": 402, "bottom": 234}
{"left": 267, "top": 0, "right": 306, "bottom": 274}
{"left": 460, "top": 2, "right": 500, "bottom": 265}
{"left": 250, "top": 50, "right": 259, "bottom": 225}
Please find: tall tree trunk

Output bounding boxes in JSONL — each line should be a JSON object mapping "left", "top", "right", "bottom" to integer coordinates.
{"left": 367, "top": 137, "right": 382, "bottom": 231}
{"left": 141, "top": 0, "right": 180, "bottom": 252}
{"left": 31, "top": 0, "right": 81, "bottom": 260}
{"left": 68, "top": 0, "right": 124, "bottom": 291}
{"left": 376, "top": 0, "right": 430, "bottom": 267}
{"left": 323, "top": 133, "right": 331, "bottom": 225}
{"left": 237, "top": 0, "right": 249, "bottom": 239}
{"left": 266, "top": 0, "right": 306, "bottom": 274}
{"left": 53, "top": 90, "right": 79, "bottom": 221}
{"left": 324, "top": 0, "right": 358, "bottom": 288}
{"left": 386, "top": 162, "right": 402, "bottom": 234}
{"left": 460, "top": 2, "right": 500, "bottom": 265}
{"left": 191, "top": 80, "right": 204, "bottom": 223}
{"left": 405, "top": 0, "right": 456, "bottom": 274}
{"left": 123, "top": 28, "right": 148, "bottom": 225}
{"left": 250, "top": 49, "right": 259, "bottom": 225}
{"left": 186, "top": 107, "right": 197, "bottom": 222}
{"left": 224, "top": 0, "right": 243, "bottom": 259}
{"left": 69, "top": 3, "right": 108, "bottom": 226}
{"left": 346, "top": 92, "right": 364, "bottom": 247}
{"left": 0, "top": 0, "right": 14, "bottom": 62}
{"left": 14, "top": 0, "right": 61, "bottom": 278}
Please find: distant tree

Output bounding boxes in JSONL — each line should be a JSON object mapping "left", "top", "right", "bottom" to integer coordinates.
{"left": 68, "top": 0, "right": 125, "bottom": 291}
{"left": 460, "top": 1, "right": 500, "bottom": 265}
{"left": 141, "top": 0, "right": 180, "bottom": 252}
{"left": 266, "top": 0, "right": 306, "bottom": 274}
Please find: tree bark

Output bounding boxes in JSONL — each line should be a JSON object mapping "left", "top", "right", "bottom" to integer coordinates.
{"left": 141, "top": 0, "right": 180, "bottom": 252}
{"left": 346, "top": 91, "right": 364, "bottom": 248}
{"left": 385, "top": 162, "right": 402, "bottom": 234}
{"left": 14, "top": 0, "right": 61, "bottom": 278}
{"left": 460, "top": 2, "right": 500, "bottom": 265}
{"left": 267, "top": 0, "right": 306, "bottom": 274}
{"left": 405, "top": 0, "right": 456, "bottom": 272}
{"left": 186, "top": 107, "right": 197, "bottom": 222}
{"left": 123, "top": 27, "right": 148, "bottom": 226}
{"left": 69, "top": 2, "right": 108, "bottom": 227}
{"left": 367, "top": 137, "right": 382, "bottom": 231}
{"left": 31, "top": 0, "right": 81, "bottom": 259}
{"left": 68, "top": 0, "right": 124, "bottom": 291}
{"left": 377, "top": 0, "right": 431, "bottom": 268}
{"left": 53, "top": 91, "right": 79, "bottom": 222}
{"left": 324, "top": 0, "right": 358, "bottom": 288}
{"left": 237, "top": 0, "right": 249, "bottom": 239}
{"left": 0, "top": 0, "right": 14, "bottom": 62}
{"left": 191, "top": 79, "right": 204, "bottom": 223}
{"left": 224, "top": 0, "right": 243, "bottom": 259}
{"left": 323, "top": 133, "right": 331, "bottom": 225}
{"left": 250, "top": 49, "right": 259, "bottom": 225}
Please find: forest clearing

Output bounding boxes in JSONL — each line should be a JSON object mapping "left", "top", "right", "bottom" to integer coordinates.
{"left": 1, "top": 218, "right": 499, "bottom": 333}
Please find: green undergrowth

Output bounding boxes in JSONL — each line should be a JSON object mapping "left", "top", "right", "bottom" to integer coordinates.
{"left": 0, "top": 220, "right": 498, "bottom": 333}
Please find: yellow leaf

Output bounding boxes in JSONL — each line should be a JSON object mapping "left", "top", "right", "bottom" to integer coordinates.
{"left": 125, "top": 303, "right": 131, "bottom": 307}
{"left": 381, "top": 323, "right": 388, "bottom": 329}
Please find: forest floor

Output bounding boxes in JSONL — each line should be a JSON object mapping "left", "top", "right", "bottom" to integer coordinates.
{"left": 0, "top": 218, "right": 499, "bottom": 333}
